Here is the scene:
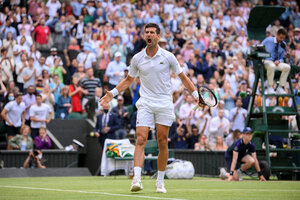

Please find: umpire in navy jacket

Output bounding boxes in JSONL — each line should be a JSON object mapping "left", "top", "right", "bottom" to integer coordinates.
{"left": 95, "top": 102, "right": 121, "bottom": 148}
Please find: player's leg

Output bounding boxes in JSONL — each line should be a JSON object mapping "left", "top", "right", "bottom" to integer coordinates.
{"left": 131, "top": 126, "right": 149, "bottom": 192}
{"left": 134, "top": 126, "right": 150, "bottom": 169}
{"left": 241, "top": 154, "right": 255, "bottom": 171}
{"left": 155, "top": 123, "right": 170, "bottom": 193}
{"left": 233, "top": 154, "right": 256, "bottom": 181}
{"left": 156, "top": 124, "right": 169, "bottom": 171}
{"left": 264, "top": 60, "right": 276, "bottom": 94}
{"left": 220, "top": 152, "right": 232, "bottom": 180}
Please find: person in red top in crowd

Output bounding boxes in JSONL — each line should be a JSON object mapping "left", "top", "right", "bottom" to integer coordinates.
{"left": 32, "top": 18, "right": 50, "bottom": 50}
{"left": 69, "top": 76, "right": 85, "bottom": 114}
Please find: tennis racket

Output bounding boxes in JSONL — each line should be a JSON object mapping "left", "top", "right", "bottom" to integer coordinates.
{"left": 193, "top": 86, "right": 218, "bottom": 111}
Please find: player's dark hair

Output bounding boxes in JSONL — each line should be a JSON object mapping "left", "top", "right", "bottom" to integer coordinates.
{"left": 277, "top": 28, "right": 287, "bottom": 36}
{"left": 144, "top": 23, "right": 160, "bottom": 34}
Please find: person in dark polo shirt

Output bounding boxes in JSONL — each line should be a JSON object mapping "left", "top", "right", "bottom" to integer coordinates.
{"left": 171, "top": 124, "right": 188, "bottom": 149}
{"left": 219, "top": 127, "right": 266, "bottom": 181}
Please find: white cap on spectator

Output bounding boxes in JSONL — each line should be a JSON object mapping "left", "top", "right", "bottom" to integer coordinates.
{"left": 228, "top": 64, "right": 234, "bottom": 69}
{"left": 117, "top": 95, "right": 124, "bottom": 100}
{"left": 159, "top": 38, "right": 167, "bottom": 43}
{"left": 240, "top": 80, "right": 247, "bottom": 85}
{"left": 219, "top": 100, "right": 225, "bottom": 104}
{"left": 115, "top": 52, "right": 122, "bottom": 57}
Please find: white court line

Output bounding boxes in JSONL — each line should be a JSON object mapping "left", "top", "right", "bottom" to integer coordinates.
{"left": 0, "top": 186, "right": 186, "bottom": 200}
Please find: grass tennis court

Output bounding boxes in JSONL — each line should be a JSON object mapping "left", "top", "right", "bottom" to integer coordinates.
{"left": 1, "top": 176, "right": 300, "bottom": 200}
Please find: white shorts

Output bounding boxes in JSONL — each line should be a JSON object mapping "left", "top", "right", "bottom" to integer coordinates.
{"left": 136, "top": 97, "right": 175, "bottom": 129}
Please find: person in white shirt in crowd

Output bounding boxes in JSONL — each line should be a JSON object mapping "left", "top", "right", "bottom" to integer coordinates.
{"left": 22, "top": 85, "right": 36, "bottom": 125}
{"left": 105, "top": 52, "right": 128, "bottom": 90}
{"left": 212, "top": 100, "right": 230, "bottom": 120}
{"left": 15, "top": 53, "right": 28, "bottom": 93}
{"left": 225, "top": 129, "right": 241, "bottom": 147}
{"left": 170, "top": 71, "right": 182, "bottom": 94}
{"left": 225, "top": 64, "right": 238, "bottom": 95}
{"left": 179, "top": 94, "right": 196, "bottom": 124}
{"left": 0, "top": 48, "right": 15, "bottom": 84}
{"left": 13, "top": 36, "right": 30, "bottom": 64}
{"left": 76, "top": 44, "right": 96, "bottom": 69}
{"left": 75, "top": 15, "right": 85, "bottom": 46}
{"left": 196, "top": 106, "right": 212, "bottom": 138}
{"left": 71, "top": 0, "right": 85, "bottom": 18}
{"left": 208, "top": 109, "right": 230, "bottom": 147}
{"left": 22, "top": 57, "right": 38, "bottom": 93}
{"left": 35, "top": 56, "right": 49, "bottom": 76}
{"left": 29, "top": 94, "right": 53, "bottom": 139}
{"left": 86, "top": 0, "right": 96, "bottom": 16}
{"left": 46, "top": 0, "right": 61, "bottom": 19}
{"left": 28, "top": 44, "right": 41, "bottom": 66}
{"left": 229, "top": 97, "right": 247, "bottom": 132}
{"left": 17, "top": 28, "right": 33, "bottom": 48}
{"left": 1, "top": 92, "right": 26, "bottom": 141}
{"left": 45, "top": 47, "right": 63, "bottom": 68}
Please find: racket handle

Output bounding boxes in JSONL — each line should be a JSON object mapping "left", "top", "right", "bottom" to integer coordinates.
{"left": 193, "top": 104, "right": 200, "bottom": 111}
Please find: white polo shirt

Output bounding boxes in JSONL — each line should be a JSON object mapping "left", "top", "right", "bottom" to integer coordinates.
{"left": 29, "top": 103, "right": 52, "bottom": 128}
{"left": 4, "top": 101, "right": 26, "bottom": 127}
{"left": 128, "top": 47, "right": 182, "bottom": 101}
{"left": 45, "top": 55, "right": 63, "bottom": 67}
{"left": 76, "top": 52, "right": 96, "bottom": 69}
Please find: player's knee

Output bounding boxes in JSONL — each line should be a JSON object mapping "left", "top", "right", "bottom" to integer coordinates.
{"left": 265, "top": 63, "right": 276, "bottom": 70}
{"left": 157, "top": 137, "right": 168, "bottom": 148}
{"left": 136, "top": 136, "right": 147, "bottom": 147}
{"left": 249, "top": 157, "right": 255, "bottom": 166}
{"left": 282, "top": 64, "right": 291, "bottom": 71}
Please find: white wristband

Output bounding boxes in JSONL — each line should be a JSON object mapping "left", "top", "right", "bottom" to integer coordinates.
{"left": 192, "top": 90, "right": 199, "bottom": 99}
{"left": 110, "top": 88, "right": 119, "bottom": 97}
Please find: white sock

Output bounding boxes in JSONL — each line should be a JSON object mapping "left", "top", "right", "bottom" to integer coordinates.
{"left": 157, "top": 171, "right": 165, "bottom": 181}
{"left": 134, "top": 167, "right": 142, "bottom": 179}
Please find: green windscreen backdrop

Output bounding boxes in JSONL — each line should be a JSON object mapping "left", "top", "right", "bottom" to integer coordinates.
{"left": 247, "top": 6, "right": 285, "bottom": 41}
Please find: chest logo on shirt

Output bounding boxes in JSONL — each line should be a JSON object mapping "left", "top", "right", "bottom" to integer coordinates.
{"left": 160, "top": 61, "right": 164, "bottom": 64}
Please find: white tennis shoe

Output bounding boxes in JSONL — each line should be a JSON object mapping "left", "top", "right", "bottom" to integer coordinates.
{"left": 219, "top": 168, "right": 227, "bottom": 180}
{"left": 156, "top": 180, "right": 167, "bottom": 193}
{"left": 130, "top": 177, "right": 143, "bottom": 192}
{"left": 276, "top": 86, "right": 286, "bottom": 94}
{"left": 267, "top": 86, "right": 275, "bottom": 94}
{"left": 237, "top": 169, "right": 243, "bottom": 181}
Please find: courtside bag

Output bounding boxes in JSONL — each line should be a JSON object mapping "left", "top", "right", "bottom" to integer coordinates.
{"left": 165, "top": 160, "right": 195, "bottom": 179}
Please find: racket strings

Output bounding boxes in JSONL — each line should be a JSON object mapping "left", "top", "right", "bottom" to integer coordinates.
{"left": 198, "top": 87, "right": 217, "bottom": 107}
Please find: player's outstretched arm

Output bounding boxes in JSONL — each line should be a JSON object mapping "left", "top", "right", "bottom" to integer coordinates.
{"left": 99, "top": 75, "right": 135, "bottom": 106}
{"left": 178, "top": 72, "right": 199, "bottom": 103}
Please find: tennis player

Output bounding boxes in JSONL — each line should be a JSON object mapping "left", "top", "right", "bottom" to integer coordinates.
{"left": 100, "top": 23, "right": 199, "bottom": 193}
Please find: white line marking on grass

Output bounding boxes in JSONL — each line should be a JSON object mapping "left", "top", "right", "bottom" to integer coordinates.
{"left": 0, "top": 186, "right": 186, "bottom": 200}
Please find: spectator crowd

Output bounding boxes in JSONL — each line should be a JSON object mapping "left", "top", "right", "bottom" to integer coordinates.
{"left": 0, "top": 0, "right": 299, "bottom": 152}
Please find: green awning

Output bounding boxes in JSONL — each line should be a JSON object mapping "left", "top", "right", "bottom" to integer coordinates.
{"left": 247, "top": 6, "right": 286, "bottom": 41}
